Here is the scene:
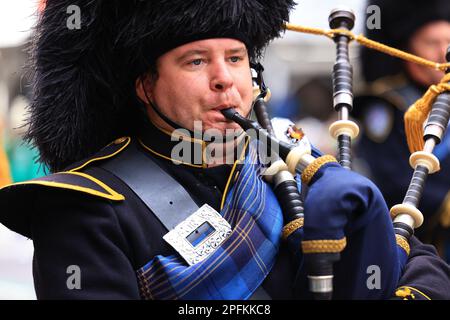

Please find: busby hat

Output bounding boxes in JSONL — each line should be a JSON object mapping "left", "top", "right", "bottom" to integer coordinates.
{"left": 27, "top": 0, "right": 295, "bottom": 172}
{"left": 361, "top": 0, "right": 450, "bottom": 81}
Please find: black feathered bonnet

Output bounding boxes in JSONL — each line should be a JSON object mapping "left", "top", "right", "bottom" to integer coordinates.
{"left": 361, "top": 0, "right": 450, "bottom": 82}
{"left": 27, "top": 0, "right": 295, "bottom": 171}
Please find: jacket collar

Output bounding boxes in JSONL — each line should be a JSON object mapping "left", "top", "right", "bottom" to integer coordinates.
{"left": 138, "top": 120, "right": 247, "bottom": 168}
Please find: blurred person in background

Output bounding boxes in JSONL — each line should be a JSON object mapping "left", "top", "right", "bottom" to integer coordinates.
{"left": 0, "top": 118, "right": 12, "bottom": 188}
{"left": 293, "top": 78, "right": 336, "bottom": 155}
{"left": 5, "top": 95, "right": 47, "bottom": 182}
{"left": 269, "top": 78, "right": 337, "bottom": 155}
{"left": 355, "top": 0, "right": 450, "bottom": 261}
{"left": 0, "top": 82, "right": 11, "bottom": 187}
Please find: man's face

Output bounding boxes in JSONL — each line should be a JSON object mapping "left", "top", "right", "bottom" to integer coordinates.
{"left": 139, "top": 38, "right": 253, "bottom": 134}
{"left": 405, "top": 20, "right": 450, "bottom": 87}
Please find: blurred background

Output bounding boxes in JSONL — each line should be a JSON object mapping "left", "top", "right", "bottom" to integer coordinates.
{"left": 0, "top": 0, "right": 448, "bottom": 299}
{"left": 0, "top": 0, "right": 44, "bottom": 300}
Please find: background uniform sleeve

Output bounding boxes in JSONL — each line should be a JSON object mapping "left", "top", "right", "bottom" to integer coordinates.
{"left": 31, "top": 189, "right": 141, "bottom": 299}
{"left": 357, "top": 101, "right": 450, "bottom": 237}
{"left": 395, "top": 236, "right": 450, "bottom": 300}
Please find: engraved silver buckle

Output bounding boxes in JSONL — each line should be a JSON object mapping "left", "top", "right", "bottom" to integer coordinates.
{"left": 163, "top": 204, "right": 232, "bottom": 266}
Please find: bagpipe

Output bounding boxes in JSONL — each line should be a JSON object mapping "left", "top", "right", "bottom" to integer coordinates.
{"left": 222, "top": 7, "right": 450, "bottom": 299}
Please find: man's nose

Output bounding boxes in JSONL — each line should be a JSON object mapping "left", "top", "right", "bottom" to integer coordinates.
{"left": 210, "top": 61, "right": 233, "bottom": 92}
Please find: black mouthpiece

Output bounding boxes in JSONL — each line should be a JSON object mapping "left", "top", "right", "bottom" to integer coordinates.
{"left": 221, "top": 108, "right": 237, "bottom": 120}
{"left": 221, "top": 108, "right": 258, "bottom": 131}
{"left": 220, "top": 107, "right": 292, "bottom": 160}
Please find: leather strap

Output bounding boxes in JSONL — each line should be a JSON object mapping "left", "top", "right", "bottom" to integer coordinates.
{"left": 101, "top": 141, "right": 199, "bottom": 231}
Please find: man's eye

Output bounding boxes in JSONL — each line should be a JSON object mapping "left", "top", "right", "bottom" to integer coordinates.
{"left": 190, "top": 59, "right": 203, "bottom": 66}
{"left": 230, "top": 56, "right": 242, "bottom": 63}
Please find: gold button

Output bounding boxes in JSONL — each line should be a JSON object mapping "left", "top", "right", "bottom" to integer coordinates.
{"left": 114, "top": 137, "right": 127, "bottom": 144}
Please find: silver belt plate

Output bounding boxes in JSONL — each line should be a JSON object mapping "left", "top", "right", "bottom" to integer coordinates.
{"left": 163, "top": 204, "right": 232, "bottom": 266}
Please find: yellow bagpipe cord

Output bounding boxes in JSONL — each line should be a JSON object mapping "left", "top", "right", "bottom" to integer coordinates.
{"left": 284, "top": 23, "right": 450, "bottom": 154}
{"left": 404, "top": 74, "right": 450, "bottom": 153}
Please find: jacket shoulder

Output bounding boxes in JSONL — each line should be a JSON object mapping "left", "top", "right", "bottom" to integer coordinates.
{"left": 0, "top": 137, "right": 131, "bottom": 236}
{"left": 356, "top": 74, "right": 413, "bottom": 113}
{"left": 1, "top": 136, "right": 131, "bottom": 201}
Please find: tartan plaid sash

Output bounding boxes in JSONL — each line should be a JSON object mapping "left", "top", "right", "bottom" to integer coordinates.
{"left": 136, "top": 143, "right": 283, "bottom": 300}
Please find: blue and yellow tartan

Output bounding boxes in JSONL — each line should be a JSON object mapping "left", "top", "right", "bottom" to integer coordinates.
{"left": 136, "top": 143, "right": 283, "bottom": 300}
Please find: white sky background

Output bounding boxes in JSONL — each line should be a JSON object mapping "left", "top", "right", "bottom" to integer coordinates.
{"left": 0, "top": 0, "right": 39, "bottom": 48}
{"left": 283, "top": 0, "right": 367, "bottom": 43}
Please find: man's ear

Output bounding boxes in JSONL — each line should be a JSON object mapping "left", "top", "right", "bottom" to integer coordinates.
{"left": 135, "top": 75, "right": 154, "bottom": 105}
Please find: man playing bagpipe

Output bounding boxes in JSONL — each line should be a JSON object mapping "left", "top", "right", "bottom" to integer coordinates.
{"left": 0, "top": 0, "right": 449, "bottom": 300}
